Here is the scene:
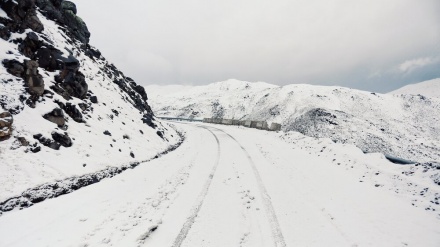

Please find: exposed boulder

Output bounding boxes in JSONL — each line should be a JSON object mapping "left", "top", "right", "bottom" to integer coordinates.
{"left": 61, "top": 4, "right": 89, "bottom": 44}
{"left": 34, "top": 0, "right": 90, "bottom": 43}
{"left": 18, "top": 32, "right": 42, "bottom": 58}
{"left": 33, "top": 133, "right": 61, "bottom": 150}
{"left": 60, "top": 1, "right": 77, "bottom": 15}
{"left": 24, "top": 60, "right": 44, "bottom": 96}
{"left": 90, "top": 95, "right": 98, "bottom": 104}
{"left": 2, "top": 60, "right": 24, "bottom": 77}
{"left": 51, "top": 131, "right": 72, "bottom": 147}
{"left": 54, "top": 56, "right": 88, "bottom": 99}
{"left": 62, "top": 70, "right": 88, "bottom": 99}
{"left": 21, "top": 10, "right": 44, "bottom": 33}
{"left": 43, "top": 108, "right": 65, "bottom": 127}
{"left": 35, "top": 0, "right": 63, "bottom": 22}
{"left": 56, "top": 101, "right": 83, "bottom": 122}
{"left": 0, "top": 112, "right": 13, "bottom": 141}
{"left": 30, "top": 145, "right": 41, "bottom": 153}
{"left": 35, "top": 47, "right": 63, "bottom": 71}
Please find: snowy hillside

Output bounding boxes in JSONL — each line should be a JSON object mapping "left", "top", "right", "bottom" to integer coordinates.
{"left": 0, "top": 0, "right": 180, "bottom": 211}
{"left": 146, "top": 79, "right": 440, "bottom": 163}
{"left": 389, "top": 78, "right": 440, "bottom": 98}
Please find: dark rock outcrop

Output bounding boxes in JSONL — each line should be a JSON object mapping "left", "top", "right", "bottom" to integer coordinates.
{"left": 50, "top": 56, "right": 89, "bottom": 99}
{"left": 23, "top": 60, "right": 45, "bottom": 96}
{"left": 51, "top": 131, "right": 72, "bottom": 147}
{"left": 35, "top": 46, "right": 63, "bottom": 71}
{"left": 34, "top": 0, "right": 90, "bottom": 43}
{"left": 2, "top": 59, "right": 24, "bottom": 77}
{"left": 18, "top": 32, "right": 42, "bottom": 58}
{"left": 0, "top": 112, "right": 14, "bottom": 141}
{"left": 60, "top": 1, "right": 76, "bottom": 14}
{"left": 90, "top": 95, "right": 98, "bottom": 103}
{"left": 60, "top": 70, "right": 88, "bottom": 99}
{"left": 33, "top": 133, "right": 61, "bottom": 150}
{"left": 0, "top": 0, "right": 44, "bottom": 36}
{"left": 142, "top": 114, "right": 156, "bottom": 128}
{"left": 55, "top": 101, "right": 83, "bottom": 122}
{"left": 1, "top": 0, "right": 158, "bottom": 154}
{"left": 43, "top": 108, "right": 65, "bottom": 127}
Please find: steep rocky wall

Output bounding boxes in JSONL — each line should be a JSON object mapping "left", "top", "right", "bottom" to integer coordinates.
{"left": 0, "top": 0, "right": 156, "bottom": 149}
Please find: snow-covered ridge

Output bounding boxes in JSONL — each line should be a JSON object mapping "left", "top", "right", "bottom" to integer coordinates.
{"left": 146, "top": 79, "right": 440, "bottom": 163}
{"left": 0, "top": 0, "right": 180, "bottom": 204}
{"left": 389, "top": 78, "right": 440, "bottom": 98}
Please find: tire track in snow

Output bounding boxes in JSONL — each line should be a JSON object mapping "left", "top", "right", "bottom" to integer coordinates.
{"left": 171, "top": 126, "right": 221, "bottom": 247}
{"left": 210, "top": 126, "right": 287, "bottom": 247}
{"left": 255, "top": 143, "right": 355, "bottom": 245}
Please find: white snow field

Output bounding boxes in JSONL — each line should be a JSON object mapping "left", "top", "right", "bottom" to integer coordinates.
{"left": 0, "top": 122, "right": 439, "bottom": 247}
{"left": 145, "top": 79, "right": 440, "bottom": 163}
{"left": 389, "top": 78, "right": 440, "bottom": 98}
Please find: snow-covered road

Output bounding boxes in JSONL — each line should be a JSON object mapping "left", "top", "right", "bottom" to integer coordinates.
{"left": 0, "top": 122, "right": 439, "bottom": 247}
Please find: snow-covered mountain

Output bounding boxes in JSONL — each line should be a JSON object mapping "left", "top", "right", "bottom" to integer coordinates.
{"left": 146, "top": 79, "right": 440, "bottom": 163}
{"left": 389, "top": 78, "right": 440, "bottom": 98}
{"left": 0, "top": 0, "right": 180, "bottom": 211}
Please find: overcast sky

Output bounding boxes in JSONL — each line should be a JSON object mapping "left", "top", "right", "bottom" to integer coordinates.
{"left": 71, "top": 0, "right": 440, "bottom": 92}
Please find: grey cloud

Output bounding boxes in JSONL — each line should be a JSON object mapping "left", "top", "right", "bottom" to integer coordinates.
{"left": 72, "top": 0, "right": 440, "bottom": 92}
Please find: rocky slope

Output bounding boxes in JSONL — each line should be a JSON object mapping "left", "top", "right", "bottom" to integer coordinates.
{"left": 0, "top": 0, "right": 180, "bottom": 210}
{"left": 146, "top": 79, "right": 440, "bottom": 163}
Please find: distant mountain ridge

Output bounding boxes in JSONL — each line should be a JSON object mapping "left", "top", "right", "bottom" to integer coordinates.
{"left": 389, "top": 78, "right": 440, "bottom": 98}
{"left": 146, "top": 79, "right": 440, "bottom": 163}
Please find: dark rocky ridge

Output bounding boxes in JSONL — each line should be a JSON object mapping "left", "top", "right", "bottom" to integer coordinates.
{"left": 0, "top": 0, "right": 157, "bottom": 149}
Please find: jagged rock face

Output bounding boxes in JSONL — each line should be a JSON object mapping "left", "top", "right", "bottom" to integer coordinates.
{"left": 0, "top": 112, "right": 13, "bottom": 140}
{"left": 0, "top": 0, "right": 44, "bottom": 39}
{"left": 0, "top": 0, "right": 157, "bottom": 148}
{"left": 35, "top": 0, "right": 89, "bottom": 43}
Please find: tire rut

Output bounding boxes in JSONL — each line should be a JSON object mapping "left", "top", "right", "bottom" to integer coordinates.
{"left": 171, "top": 126, "right": 221, "bottom": 247}
{"left": 208, "top": 126, "right": 287, "bottom": 247}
